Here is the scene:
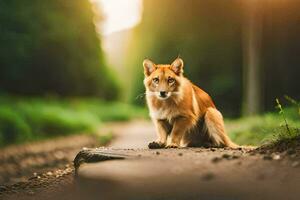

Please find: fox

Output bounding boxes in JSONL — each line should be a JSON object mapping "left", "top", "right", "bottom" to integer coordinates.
{"left": 143, "top": 57, "right": 238, "bottom": 149}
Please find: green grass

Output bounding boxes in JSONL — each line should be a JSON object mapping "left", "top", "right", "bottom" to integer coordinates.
{"left": 1, "top": 95, "right": 298, "bottom": 148}
{"left": 0, "top": 96, "right": 147, "bottom": 147}
{"left": 226, "top": 106, "right": 300, "bottom": 146}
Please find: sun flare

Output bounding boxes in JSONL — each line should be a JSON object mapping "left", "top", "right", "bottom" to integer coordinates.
{"left": 91, "top": 0, "right": 143, "bottom": 36}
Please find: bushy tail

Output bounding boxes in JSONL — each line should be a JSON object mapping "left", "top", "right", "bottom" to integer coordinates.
{"left": 204, "top": 107, "right": 239, "bottom": 148}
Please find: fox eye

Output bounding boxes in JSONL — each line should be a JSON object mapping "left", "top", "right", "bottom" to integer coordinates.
{"left": 168, "top": 77, "right": 175, "bottom": 84}
{"left": 152, "top": 77, "right": 159, "bottom": 84}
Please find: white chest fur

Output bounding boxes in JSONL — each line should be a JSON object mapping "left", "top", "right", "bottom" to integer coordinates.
{"left": 149, "top": 106, "right": 179, "bottom": 121}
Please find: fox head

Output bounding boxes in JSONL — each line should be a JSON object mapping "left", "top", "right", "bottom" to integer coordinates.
{"left": 143, "top": 58, "right": 184, "bottom": 100}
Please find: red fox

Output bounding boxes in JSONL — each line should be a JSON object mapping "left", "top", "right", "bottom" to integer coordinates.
{"left": 143, "top": 57, "right": 238, "bottom": 149}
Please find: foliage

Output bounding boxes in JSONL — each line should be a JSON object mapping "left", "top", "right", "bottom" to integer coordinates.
{"left": 0, "top": 0, "right": 119, "bottom": 99}
{"left": 0, "top": 107, "right": 32, "bottom": 146}
{"left": 227, "top": 99, "right": 300, "bottom": 145}
{"left": 0, "top": 96, "right": 147, "bottom": 146}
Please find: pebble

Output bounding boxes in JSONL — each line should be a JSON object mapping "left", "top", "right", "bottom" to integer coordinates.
{"left": 156, "top": 151, "right": 160, "bottom": 155}
{"left": 272, "top": 154, "right": 281, "bottom": 160}
{"left": 65, "top": 168, "right": 72, "bottom": 173}
{"left": 178, "top": 153, "right": 183, "bottom": 156}
{"left": 46, "top": 172, "right": 53, "bottom": 176}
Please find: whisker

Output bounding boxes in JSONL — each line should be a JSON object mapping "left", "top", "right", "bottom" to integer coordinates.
{"left": 135, "top": 93, "right": 146, "bottom": 99}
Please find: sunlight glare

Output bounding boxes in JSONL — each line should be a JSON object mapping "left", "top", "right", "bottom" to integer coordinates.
{"left": 91, "top": 0, "right": 143, "bottom": 36}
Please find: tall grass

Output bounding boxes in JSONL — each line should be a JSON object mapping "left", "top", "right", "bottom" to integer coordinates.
{"left": 0, "top": 96, "right": 147, "bottom": 146}
{"left": 272, "top": 98, "right": 300, "bottom": 145}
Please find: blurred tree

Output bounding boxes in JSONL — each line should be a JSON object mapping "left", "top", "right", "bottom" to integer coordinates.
{"left": 242, "top": 0, "right": 263, "bottom": 116}
{"left": 0, "top": 0, "right": 119, "bottom": 99}
{"left": 242, "top": 0, "right": 300, "bottom": 115}
{"left": 261, "top": 0, "right": 300, "bottom": 111}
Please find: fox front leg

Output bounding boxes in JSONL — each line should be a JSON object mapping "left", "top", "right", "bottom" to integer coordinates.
{"left": 148, "top": 119, "right": 169, "bottom": 149}
{"left": 166, "top": 117, "right": 194, "bottom": 148}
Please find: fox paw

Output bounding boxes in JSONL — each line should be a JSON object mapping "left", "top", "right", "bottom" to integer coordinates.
{"left": 148, "top": 141, "right": 165, "bottom": 149}
{"left": 166, "top": 143, "right": 179, "bottom": 148}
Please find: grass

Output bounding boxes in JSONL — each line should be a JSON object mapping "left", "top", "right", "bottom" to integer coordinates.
{"left": 0, "top": 96, "right": 147, "bottom": 147}
{"left": 1, "top": 95, "right": 298, "bottom": 148}
{"left": 227, "top": 103, "right": 300, "bottom": 146}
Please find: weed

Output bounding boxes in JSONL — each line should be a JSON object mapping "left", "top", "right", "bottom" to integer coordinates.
{"left": 275, "top": 98, "right": 291, "bottom": 136}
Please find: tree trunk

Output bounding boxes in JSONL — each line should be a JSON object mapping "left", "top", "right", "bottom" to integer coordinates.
{"left": 242, "top": 0, "right": 263, "bottom": 116}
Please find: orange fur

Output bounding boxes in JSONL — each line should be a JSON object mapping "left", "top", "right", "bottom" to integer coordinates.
{"left": 143, "top": 58, "right": 238, "bottom": 149}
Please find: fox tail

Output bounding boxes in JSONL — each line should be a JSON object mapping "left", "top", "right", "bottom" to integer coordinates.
{"left": 204, "top": 107, "right": 239, "bottom": 148}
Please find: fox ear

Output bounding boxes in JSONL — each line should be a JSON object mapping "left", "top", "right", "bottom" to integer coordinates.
{"left": 143, "top": 59, "right": 156, "bottom": 76}
{"left": 171, "top": 58, "right": 184, "bottom": 75}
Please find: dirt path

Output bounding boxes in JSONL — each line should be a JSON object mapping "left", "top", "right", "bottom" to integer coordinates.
{"left": 0, "top": 134, "right": 101, "bottom": 186}
{"left": 76, "top": 147, "right": 300, "bottom": 200}
{"left": 0, "top": 121, "right": 154, "bottom": 199}
{"left": 1, "top": 121, "right": 300, "bottom": 200}
{"left": 101, "top": 120, "right": 156, "bottom": 148}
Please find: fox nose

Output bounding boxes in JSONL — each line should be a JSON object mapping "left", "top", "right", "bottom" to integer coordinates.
{"left": 159, "top": 91, "right": 167, "bottom": 97}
